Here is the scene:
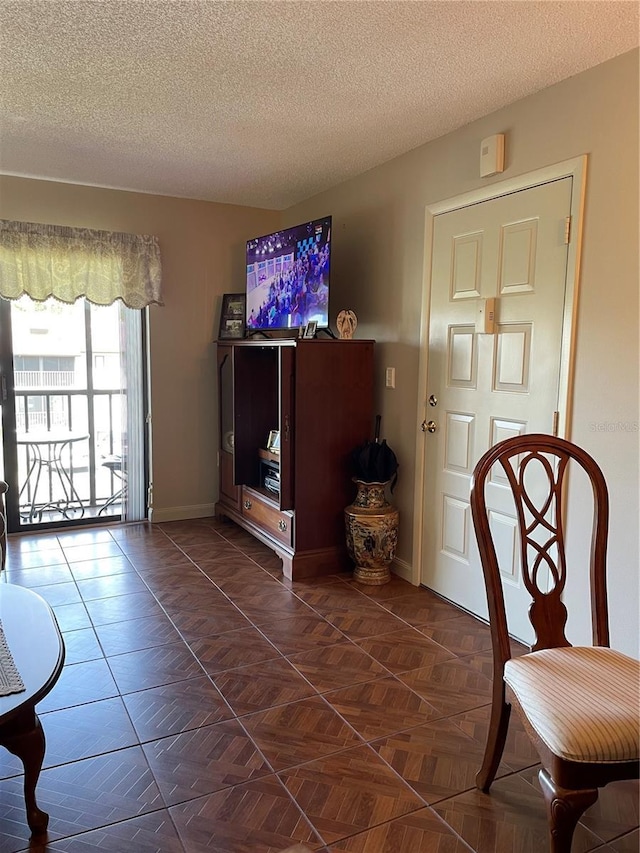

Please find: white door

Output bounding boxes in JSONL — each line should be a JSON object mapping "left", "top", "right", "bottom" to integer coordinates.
{"left": 420, "top": 177, "right": 573, "bottom": 644}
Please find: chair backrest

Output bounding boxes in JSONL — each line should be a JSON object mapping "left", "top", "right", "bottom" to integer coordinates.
{"left": 470, "top": 434, "right": 610, "bottom": 659}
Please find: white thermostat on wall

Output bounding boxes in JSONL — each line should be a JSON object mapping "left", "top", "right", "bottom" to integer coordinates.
{"left": 480, "top": 134, "right": 505, "bottom": 178}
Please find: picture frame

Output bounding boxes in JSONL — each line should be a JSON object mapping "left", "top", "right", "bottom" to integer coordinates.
{"left": 303, "top": 320, "right": 318, "bottom": 339}
{"left": 218, "top": 293, "right": 246, "bottom": 339}
{"left": 267, "top": 429, "right": 280, "bottom": 453}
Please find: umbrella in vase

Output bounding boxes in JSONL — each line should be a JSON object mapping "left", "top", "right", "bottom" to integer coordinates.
{"left": 345, "top": 415, "right": 399, "bottom": 585}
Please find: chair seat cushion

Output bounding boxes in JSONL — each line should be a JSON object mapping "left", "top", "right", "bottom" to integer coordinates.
{"left": 504, "top": 646, "right": 640, "bottom": 763}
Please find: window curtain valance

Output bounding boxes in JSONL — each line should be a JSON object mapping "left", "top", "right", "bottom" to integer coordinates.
{"left": 0, "top": 219, "right": 163, "bottom": 309}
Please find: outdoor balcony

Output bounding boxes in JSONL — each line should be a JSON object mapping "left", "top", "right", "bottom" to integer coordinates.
{"left": 9, "top": 379, "right": 125, "bottom": 526}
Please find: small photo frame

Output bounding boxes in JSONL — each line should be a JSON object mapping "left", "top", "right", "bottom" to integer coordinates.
{"left": 218, "top": 293, "right": 246, "bottom": 339}
{"left": 303, "top": 320, "right": 317, "bottom": 339}
{"left": 267, "top": 430, "right": 280, "bottom": 453}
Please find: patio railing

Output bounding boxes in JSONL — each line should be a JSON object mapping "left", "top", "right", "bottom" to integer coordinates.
{"left": 14, "top": 388, "right": 124, "bottom": 523}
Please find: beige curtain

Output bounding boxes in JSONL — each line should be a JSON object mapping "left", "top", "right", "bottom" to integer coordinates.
{"left": 0, "top": 219, "right": 163, "bottom": 308}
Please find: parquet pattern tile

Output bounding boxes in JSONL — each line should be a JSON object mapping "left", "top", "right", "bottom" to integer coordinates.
{"left": 29, "top": 810, "right": 185, "bottom": 852}
{"left": 345, "top": 575, "right": 418, "bottom": 601}
{"left": 25, "top": 581, "right": 81, "bottom": 607}
{"left": 288, "top": 640, "right": 388, "bottom": 693}
{"left": 152, "top": 585, "right": 230, "bottom": 612}
{"left": 94, "top": 613, "right": 182, "bottom": 656}
{"left": 173, "top": 542, "right": 237, "bottom": 563}
{"left": 63, "top": 541, "right": 125, "bottom": 562}
{"left": 606, "top": 828, "right": 640, "bottom": 852}
{"left": 380, "top": 590, "right": 466, "bottom": 625}
{"left": 321, "top": 608, "right": 409, "bottom": 640}
{"left": 0, "top": 747, "right": 163, "bottom": 850}
{"left": 60, "top": 626, "right": 103, "bottom": 665}
{"left": 4, "top": 549, "right": 66, "bottom": 570}
{"left": 293, "top": 584, "right": 380, "bottom": 615}
{"left": 242, "top": 696, "right": 363, "bottom": 770}
{"left": 256, "top": 613, "right": 346, "bottom": 655}
{"left": 278, "top": 744, "right": 425, "bottom": 844}
{"left": 323, "top": 676, "right": 439, "bottom": 741}
{"left": 189, "top": 627, "right": 282, "bottom": 674}
{"left": 370, "top": 717, "right": 512, "bottom": 803}
{"left": 197, "top": 558, "right": 271, "bottom": 583}
{"left": 75, "top": 571, "right": 149, "bottom": 600}
{"left": 355, "top": 626, "right": 456, "bottom": 673}
{"left": 84, "top": 590, "right": 166, "bottom": 626}
{"left": 328, "top": 807, "right": 474, "bottom": 852}
{"left": 142, "top": 720, "right": 270, "bottom": 805}
{"left": 106, "top": 641, "right": 205, "bottom": 694}
{"left": 50, "top": 601, "right": 93, "bottom": 632}
{"left": 213, "top": 657, "right": 317, "bottom": 715}
{"left": 37, "top": 658, "right": 119, "bottom": 713}
{"left": 397, "top": 657, "right": 493, "bottom": 718}
{"left": 5, "top": 563, "right": 74, "bottom": 587}
{"left": 130, "top": 554, "right": 199, "bottom": 574}
{"left": 122, "top": 677, "right": 234, "bottom": 742}
{"left": 1, "top": 518, "right": 636, "bottom": 853}
{"left": 38, "top": 697, "right": 139, "bottom": 767}
{"left": 167, "top": 605, "right": 251, "bottom": 639}
{"left": 68, "top": 554, "right": 136, "bottom": 579}
{"left": 227, "top": 589, "right": 316, "bottom": 625}
{"left": 417, "top": 613, "right": 494, "bottom": 657}
{"left": 169, "top": 776, "right": 323, "bottom": 852}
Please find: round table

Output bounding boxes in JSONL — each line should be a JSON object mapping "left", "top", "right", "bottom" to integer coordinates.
{"left": 16, "top": 432, "right": 88, "bottom": 523}
{"left": 0, "top": 584, "right": 65, "bottom": 834}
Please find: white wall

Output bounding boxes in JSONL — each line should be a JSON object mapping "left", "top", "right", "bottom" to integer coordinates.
{"left": 286, "top": 50, "right": 639, "bottom": 656}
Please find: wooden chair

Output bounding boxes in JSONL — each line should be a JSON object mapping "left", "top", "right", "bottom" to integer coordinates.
{"left": 470, "top": 434, "right": 639, "bottom": 853}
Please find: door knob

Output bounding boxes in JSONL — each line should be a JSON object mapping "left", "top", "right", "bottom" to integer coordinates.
{"left": 425, "top": 420, "right": 437, "bottom": 433}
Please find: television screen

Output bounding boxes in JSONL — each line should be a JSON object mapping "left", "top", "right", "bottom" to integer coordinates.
{"left": 246, "top": 216, "right": 331, "bottom": 332}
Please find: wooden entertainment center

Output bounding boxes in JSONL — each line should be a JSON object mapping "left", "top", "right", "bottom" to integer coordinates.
{"left": 214, "top": 338, "right": 374, "bottom": 579}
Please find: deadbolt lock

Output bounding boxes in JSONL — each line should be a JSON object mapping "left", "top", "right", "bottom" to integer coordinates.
{"left": 428, "top": 395, "right": 437, "bottom": 407}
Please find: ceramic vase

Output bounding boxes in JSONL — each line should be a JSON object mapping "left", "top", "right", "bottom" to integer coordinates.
{"left": 344, "top": 479, "right": 399, "bottom": 585}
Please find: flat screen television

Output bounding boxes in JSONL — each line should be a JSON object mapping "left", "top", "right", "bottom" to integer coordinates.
{"left": 246, "top": 216, "right": 331, "bottom": 332}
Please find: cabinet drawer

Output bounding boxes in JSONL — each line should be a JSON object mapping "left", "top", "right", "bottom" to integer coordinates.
{"left": 241, "top": 488, "right": 293, "bottom": 547}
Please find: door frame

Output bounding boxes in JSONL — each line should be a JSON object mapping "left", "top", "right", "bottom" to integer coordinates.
{"left": 412, "top": 155, "right": 587, "bottom": 587}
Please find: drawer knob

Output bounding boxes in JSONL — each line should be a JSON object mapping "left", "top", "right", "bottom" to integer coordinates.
{"left": 244, "top": 499, "right": 252, "bottom": 510}
{"left": 278, "top": 519, "right": 287, "bottom": 532}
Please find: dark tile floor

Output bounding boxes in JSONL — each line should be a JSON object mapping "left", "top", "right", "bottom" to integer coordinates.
{"left": 0, "top": 518, "right": 638, "bottom": 852}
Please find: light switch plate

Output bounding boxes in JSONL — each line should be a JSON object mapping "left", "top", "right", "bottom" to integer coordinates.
{"left": 385, "top": 367, "right": 396, "bottom": 389}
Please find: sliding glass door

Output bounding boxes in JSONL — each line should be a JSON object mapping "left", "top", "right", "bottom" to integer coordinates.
{"left": 0, "top": 295, "right": 148, "bottom": 531}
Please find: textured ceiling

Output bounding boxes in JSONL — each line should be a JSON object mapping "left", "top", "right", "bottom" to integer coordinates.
{"left": 0, "top": 1, "right": 638, "bottom": 210}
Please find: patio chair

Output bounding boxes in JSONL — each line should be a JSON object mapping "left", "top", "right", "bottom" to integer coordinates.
{"left": 98, "top": 455, "right": 126, "bottom": 515}
{"left": 470, "top": 433, "right": 639, "bottom": 853}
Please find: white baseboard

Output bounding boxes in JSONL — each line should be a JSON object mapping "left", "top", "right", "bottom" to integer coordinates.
{"left": 149, "top": 504, "right": 216, "bottom": 523}
{"left": 390, "top": 556, "right": 417, "bottom": 585}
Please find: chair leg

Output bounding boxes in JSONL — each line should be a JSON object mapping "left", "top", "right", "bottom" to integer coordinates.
{"left": 539, "top": 768, "right": 598, "bottom": 853}
{"left": 476, "top": 686, "right": 511, "bottom": 791}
